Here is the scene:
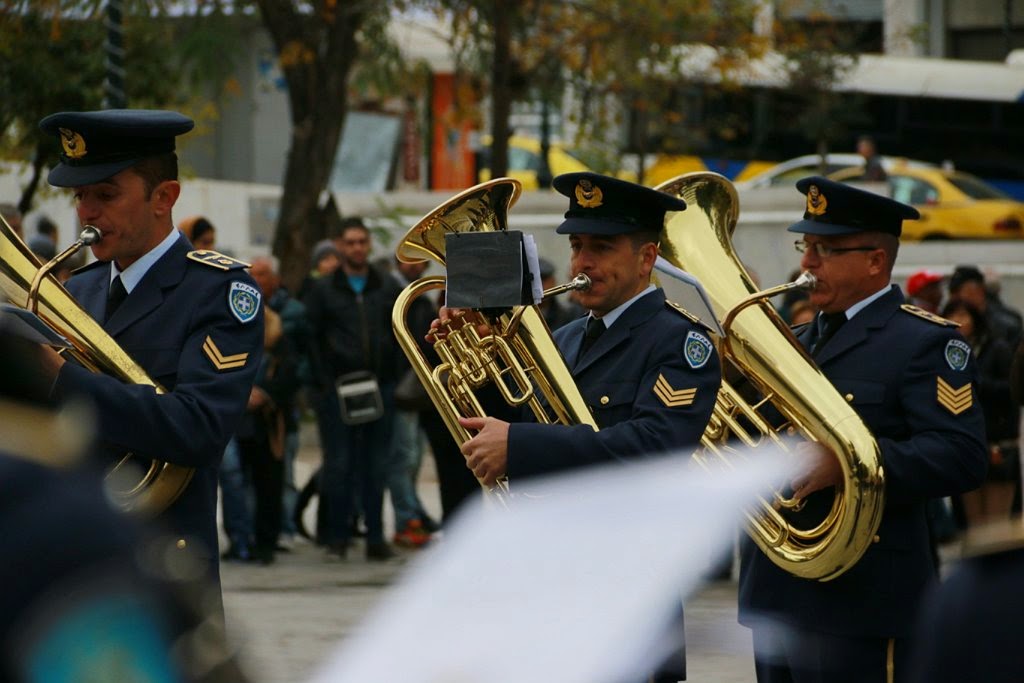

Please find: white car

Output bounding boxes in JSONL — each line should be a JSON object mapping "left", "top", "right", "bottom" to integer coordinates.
{"left": 735, "top": 153, "right": 936, "bottom": 191}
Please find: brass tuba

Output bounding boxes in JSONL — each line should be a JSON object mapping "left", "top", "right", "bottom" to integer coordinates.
{"left": 0, "top": 215, "right": 192, "bottom": 515}
{"left": 391, "top": 178, "right": 596, "bottom": 505}
{"left": 655, "top": 172, "right": 885, "bottom": 581}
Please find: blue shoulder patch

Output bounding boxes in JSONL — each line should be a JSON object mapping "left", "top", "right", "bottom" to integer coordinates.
{"left": 228, "top": 281, "right": 261, "bottom": 324}
{"left": 684, "top": 330, "right": 714, "bottom": 369}
{"left": 944, "top": 338, "right": 971, "bottom": 371}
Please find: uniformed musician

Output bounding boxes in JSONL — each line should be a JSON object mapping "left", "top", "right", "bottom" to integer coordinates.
{"left": 435, "top": 172, "right": 722, "bottom": 682}
{"left": 738, "top": 176, "right": 988, "bottom": 683}
{"left": 33, "top": 109, "right": 264, "bottom": 600}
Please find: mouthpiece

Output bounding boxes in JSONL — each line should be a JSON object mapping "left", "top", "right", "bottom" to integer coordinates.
{"left": 794, "top": 271, "right": 817, "bottom": 290}
{"left": 80, "top": 226, "right": 102, "bottom": 245}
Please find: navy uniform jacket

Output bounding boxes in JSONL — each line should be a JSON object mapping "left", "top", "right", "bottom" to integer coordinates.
{"left": 507, "top": 288, "right": 721, "bottom": 479}
{"left": 738, "top": 285, "right": 987, "bottom": 638}
{"left": 53, "top": 234, "right": 264, "bottom": 575}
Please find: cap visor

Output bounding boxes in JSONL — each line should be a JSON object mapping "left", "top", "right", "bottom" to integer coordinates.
{"left": 47, "top": 158, "right": 139, "bottom": 187}
{"left": 556, "top": 216, "right": 643, "bottom": 236}
{"left": 786, "top": 219, "right": 866, "bottom": 236}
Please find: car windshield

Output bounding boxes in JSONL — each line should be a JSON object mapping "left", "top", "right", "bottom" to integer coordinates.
{"left": 947, "top": 173, "right": 1010, "bottom": 200}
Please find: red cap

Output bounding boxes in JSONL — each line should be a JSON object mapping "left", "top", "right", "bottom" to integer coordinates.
{"left": 906, "top": 270, "right": 944, "bottom": 297}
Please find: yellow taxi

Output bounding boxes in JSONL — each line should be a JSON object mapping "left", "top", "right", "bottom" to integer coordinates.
{"left": 829, "top": 165, "right": 1024, "bottom": 240}
{"left": 477, "top": 135, "right": 590, "bottom": 189}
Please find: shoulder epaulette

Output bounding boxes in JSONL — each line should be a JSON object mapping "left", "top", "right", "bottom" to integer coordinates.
{"left": 665, "top": 299, "right": 714, "bottom": 332}
{"left": 187, "top": 250, "right": 250, "bottom": 271}
{"left": 901, "top": 304, "right": 959, "bottom": 327}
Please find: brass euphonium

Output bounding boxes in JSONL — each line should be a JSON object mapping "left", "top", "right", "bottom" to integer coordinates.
{"left": 654, "top": 172, "right": 885, "bottom": 581}
{"left": 391, "top": 178, "right": 596, "bottom": 505}
{"left": 0, "top": 215, "right": 192, "bottom": 514}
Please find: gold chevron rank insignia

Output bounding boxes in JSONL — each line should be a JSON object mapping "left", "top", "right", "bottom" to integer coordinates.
{"left": 937, "top": 377, "right": 972, "bottom": 415}
{"left": 654, "top": 373, "right": 697, "bottom": 407}
{"left": 203, "top": 335, "right": 249, "bottom": 371}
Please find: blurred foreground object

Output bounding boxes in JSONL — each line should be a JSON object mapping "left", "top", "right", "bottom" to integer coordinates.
{"left": 310, "top": 452, "right": 784, "bottom": 683}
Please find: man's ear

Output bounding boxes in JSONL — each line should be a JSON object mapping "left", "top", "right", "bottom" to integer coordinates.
{"left": 151, "top": 180, "right": 180, "bottom": 217}
{"left": 639, "top": 241, "right": 659, "bottom": 275}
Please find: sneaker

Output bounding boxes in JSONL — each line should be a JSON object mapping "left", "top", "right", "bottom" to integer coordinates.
{"left": 324, "top": 541, "right": 348, "bottom": 560}
{"left": 393, "top": 519, "right": 431, "bottom": 548}
{"left": 366, "top": 542, "right": 396, "bottom": 561}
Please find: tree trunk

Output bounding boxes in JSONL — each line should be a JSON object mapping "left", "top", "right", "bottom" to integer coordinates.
{"left": 256, "top": 2, "right": 364, "bottom": 294}
{"left": 489, "top": 1, "right": 512, "bottom": 179}
{"left": 18, "top": 141, "right": 47, "bottom": 216}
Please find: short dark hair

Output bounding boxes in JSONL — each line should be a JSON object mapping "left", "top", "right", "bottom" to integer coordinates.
{"left": 337, "top": 216, "right": 369, "bottom": 240}
{"left": 941, "top": 299, "right": 986, "bottom": 338}
{"left": 628, "top": 228, "right": 661, "bottom": 251}
{"left": 130, "top": 152, "right": 179, "bottom": 198}
{"left": 949, "top": 265, "right": 985, "bottom": 293}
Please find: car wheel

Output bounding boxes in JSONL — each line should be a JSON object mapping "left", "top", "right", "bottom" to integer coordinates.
{"left": 921, "top": 233, "right": 951, "bottom": 241}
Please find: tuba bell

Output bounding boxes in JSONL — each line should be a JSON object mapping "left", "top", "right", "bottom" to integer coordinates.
{"left": 655, "top": 172, "right": 885, "bottom": 581}
{"left": 391, "top": 178, "right": 596, "bottom": 505}
{"left": 0, "top": 215, "right": 192, "bottom": 515}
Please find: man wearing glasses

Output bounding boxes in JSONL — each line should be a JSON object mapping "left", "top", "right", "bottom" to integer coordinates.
{"left": 738, "top": 176, "right": 988, "bottom": 683}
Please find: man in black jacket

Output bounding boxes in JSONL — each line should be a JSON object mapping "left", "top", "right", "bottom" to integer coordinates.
{"left": 304, "top": 218, "right": 403, "bottom": 560}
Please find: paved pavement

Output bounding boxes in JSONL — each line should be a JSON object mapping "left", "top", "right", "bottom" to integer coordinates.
{"left": 219, "top": 431, "right": 757, "bottom": 683}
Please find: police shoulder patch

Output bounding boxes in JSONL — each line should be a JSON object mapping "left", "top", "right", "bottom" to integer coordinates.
{"left": 683, "top": 329, "right": 714, "bottom": 369}
{"left": 228, "top": 281, "right": 261, "bottom": 324}
{"left": 901, "top": 304, "right": 958, "bottom": 327}
{"left": 187, "top": 249, "right": 250, "bottom": 271}
{"left": 944, "top": 338, "right": 971, "bottom": 371}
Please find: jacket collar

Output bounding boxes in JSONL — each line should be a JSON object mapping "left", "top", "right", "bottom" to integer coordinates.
{"left": 570, "top": 288, "right": 666, "bottom": 374}
{"left": 808, "top": 284, "right": 903, "bottom": 365}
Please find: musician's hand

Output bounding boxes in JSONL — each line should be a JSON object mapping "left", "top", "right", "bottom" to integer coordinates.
{"left": 426, "top": 307, "right": 492, "bottom": 344}
{"left": 35, "top": 344, "right": 66, "bottom": 382}
{"left": 790, "top": 441, "right": 843, "bottom": 501}
{"left": 458, "top": 416, "right": 510, "bottom": 487}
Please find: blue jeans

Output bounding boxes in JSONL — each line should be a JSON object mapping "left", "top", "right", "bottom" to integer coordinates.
{"left": 219, "top": 437, "right": 252, "bottom": 551}
{"left": 388, "top": 409, "right": 427, "bottom": 528}
{"left": 317, "top": 383, "right": 396, "bottom": 546}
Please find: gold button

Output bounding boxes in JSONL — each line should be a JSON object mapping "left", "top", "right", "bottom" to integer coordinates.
{"left": 176, "top": 539, "right": 187, "bottom": 550}
{"left": 873, "top": 534, "right": 880, "bottom": 543}
{"left": 845, "top": 393, "right": 854, "bottom": 402}
{"left": 600, "top": 396, "right": 610, "bottom": 405}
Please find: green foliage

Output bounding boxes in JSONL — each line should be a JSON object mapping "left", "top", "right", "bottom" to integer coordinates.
{"left": 0, "top": 0, "right": 243, "bottom": 207}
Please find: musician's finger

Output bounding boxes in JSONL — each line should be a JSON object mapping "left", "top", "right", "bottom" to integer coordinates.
{"left": 459, "top": 416, "right": 488, "bottom": 431}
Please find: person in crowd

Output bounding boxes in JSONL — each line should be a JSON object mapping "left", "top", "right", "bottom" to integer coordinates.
{"left": 432, "top": 172, "right": 722, "bottom": 682}
{"left": 948, "top": 264, "right": 1022, "bottom": 347}
{"left": 304, "top": 216, "right": 403, "bottom": 561}
{"left": 0, "top": 202, "right": 23, "bottom": 238}
{"left": 179, "top": 215, "right": 217, "bottom": 251}
{"left": 297, "top": 238, "right": 341, "bottom": 302}
{"left": 36, "top": 215, "right": 59, "bottom": 246}
{"left": 250, "top": 256, "right": 311, "bottom": 547}
{"left": 389, "top": 254, "right": 440, "bottom": 547}
{"left": 33, "top": 109, "right": 264, "bottom": 608}
{"left": 787, "top": 298, "right": 816, "bottom": 326}
{"left": 941, "top": 299, "right": 1019, "bottom": 526}
{"left": 856, "top": 134, "right": 887, "bottom": 181}
{"left": 904, "top": 268, "right": 944, "bottom": 314}
{"left": 537, "top": 256, "right": 586, "bottom": 330}
{"left": 27, "top": 233, "right": 56, "bottom": 262}
{"left": 234, "top": 302, "right": 299, "bottom": 565}
{"left": 776, "top": 268, "right": 810, "bottom": 324}
{"left": 738, "top": 176, "right": 987, "bottom": 683}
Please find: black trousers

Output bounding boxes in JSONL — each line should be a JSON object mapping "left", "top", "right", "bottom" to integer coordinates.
{"left": 752, "top": 623, "right": 912, "bottom": 683}
{"left": 238, "top": 435, "right": 283, "bottom": 556}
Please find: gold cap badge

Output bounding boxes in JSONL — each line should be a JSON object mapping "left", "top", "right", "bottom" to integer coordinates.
{"left": 58, "top": 128, "right": 87, "bottom": 160}
{"left": 806, "top": 184, "right": 827, "bottom": 216}
{"left": 575, "top": 179, "right": 603, "bottom": 208}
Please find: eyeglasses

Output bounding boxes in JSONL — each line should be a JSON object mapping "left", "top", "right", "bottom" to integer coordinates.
{"left": 794, "top": 240, "right": 879, "bottom": 258}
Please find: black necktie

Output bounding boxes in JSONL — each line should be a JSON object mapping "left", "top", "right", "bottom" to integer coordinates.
{"left": 580, "top": 316, "right": 606, "bottom": 357}
{"left": 105, "top": 275, "right": 128, "bottom": 323}
{"left": 811, "top": 312, "right": 846, "bottom": 356}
